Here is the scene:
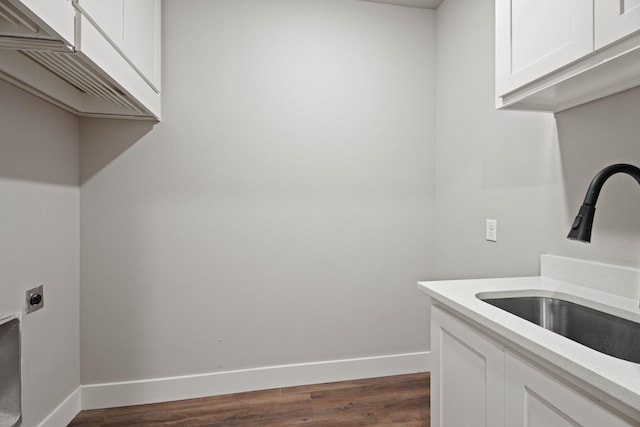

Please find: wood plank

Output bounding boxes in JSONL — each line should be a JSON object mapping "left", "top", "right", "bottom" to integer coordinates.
{"left": 69, "top": 373, "right": 430, "bottom": 426}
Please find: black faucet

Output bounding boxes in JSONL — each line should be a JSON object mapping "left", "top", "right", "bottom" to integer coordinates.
{"left": 568, "top": 164, "right": 640, "bottom": 242}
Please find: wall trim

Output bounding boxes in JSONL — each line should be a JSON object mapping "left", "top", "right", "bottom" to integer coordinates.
{"left": 38, "top": 387, "right": 81, "bottom": 427}
{"left": 81, "top": 351, "right": 430, "bottom": 410}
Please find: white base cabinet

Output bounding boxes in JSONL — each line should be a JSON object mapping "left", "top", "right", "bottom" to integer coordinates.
{"left": 505, "top": 351, "right": 634, "bottom": 427}
{"left": 431, "top": 305, "right": 504, "bottom": 427}
{"left": 431, "top": 303, "right": 639, "bottom": 427}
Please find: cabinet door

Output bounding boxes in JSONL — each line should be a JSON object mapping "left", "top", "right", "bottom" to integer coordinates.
{"left": 495, "top": 0, "right": 593, "bottom": 96}
{"left": 505, "top": 351, "right": 635, "bottom": 427}
{"left": 75, "top": 0, "right": 124, "bottom": 48}
{"left": 431, "top": 305, "right": 504, "bottom": 427}
{"left": 75, "top": 0, "right": 160, "bottom": 91}
{"left": 16, "top": 0, "right": 75, "bottom": 46}
{"left": 595, "top": 0, "right": 640, "bottom": 49}
{"left": 123, "top": 0, "right": 160, "bottom": 90}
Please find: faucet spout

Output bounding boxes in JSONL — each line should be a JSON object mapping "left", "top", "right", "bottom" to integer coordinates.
{"left": 567, "top": 164, "right": 640, "bottom": 242}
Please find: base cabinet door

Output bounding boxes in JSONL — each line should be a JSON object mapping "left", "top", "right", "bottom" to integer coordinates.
{"left": 431, "top": 305, "right": 504, "bottom": 427}
{"left": 505, "top": 351, "right": 635, "bottom": 427}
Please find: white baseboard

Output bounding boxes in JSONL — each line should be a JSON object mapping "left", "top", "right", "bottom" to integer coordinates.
{"left": 38, "top": 388, "right": 81, "bottom": 427}
{"left": 81, "top": 351, "right": 430, "bottom": 410}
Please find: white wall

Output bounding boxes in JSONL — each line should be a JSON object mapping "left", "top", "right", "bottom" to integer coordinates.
{"left": 434, "top": 0, "right": 562, "bottom": 279}
{"left": 0, "top": 80, "right": 80, "bottom": 426}
{"left": 434, "top": 0, "right": 640, "bottom": 279}
{"left": 4, "top": 0, "right": 640, "bottom": 421}
{"left": 80, "top": 0, "right": 435, "bottom": 389}
{"left": 551, "top": 88, "right": 640, "bottom": 266}
{"left": 4, "top": 0, "right": 640, "bottom": 419}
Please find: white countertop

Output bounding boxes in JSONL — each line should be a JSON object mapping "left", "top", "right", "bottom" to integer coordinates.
{"left": 417, "top": 274, "right": 640, "bottom": 414}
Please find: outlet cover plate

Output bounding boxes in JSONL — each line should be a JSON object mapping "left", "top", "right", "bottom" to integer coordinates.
{"left": 25, "top": 285, "right": 44, "bottom": 314}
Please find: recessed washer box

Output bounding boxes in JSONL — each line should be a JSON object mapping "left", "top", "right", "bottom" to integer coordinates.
{"left": 0, "top": 317, "right": 20, "bottom": 427}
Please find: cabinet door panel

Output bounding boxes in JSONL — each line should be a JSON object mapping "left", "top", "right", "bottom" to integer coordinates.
{"left": 441, "top": 331, "right": 488, "bottom": 425}
{"left": 17, "top": 0, "right": 75, "bottom": 45}
{"left": 123, "top": 0, "right": 160, "bottom": 90}
{"left": 505, "top": 351, "right": 634, "bottom": 427}
{"left": 76, "top": 0, "right": 124, "bottom": 48}
{"left": 432, "top": 306, "right": 504, "bottom": 427}
{"left": 496, "top": 0, "right": 593, "bottom": 96}
{"left": 595, "top": 0, "right": 640, "bottom": 49}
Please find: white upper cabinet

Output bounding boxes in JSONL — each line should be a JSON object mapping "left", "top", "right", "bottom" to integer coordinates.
{"left": 13, "top": 0, "right": 75, "bottom": 47}
{"left": 123, "top": 0, "right": 161, "bottom": 91}
{"left": 76, "top": 0, "right": 124, "bottom": 48}
{"left": 595, "top": 0, "right": 640, "bottom": 49}
{"left": 496, "top": 0, "right": 640, "bottom": 112}
{"left": 75, "top": 0, "right": 161, "bottom": 91}
{"left": 0, "top": 0, "right": 160, "bottom": 120}
{"left": 496, "top": 0, "right": 593, "bottom": 97}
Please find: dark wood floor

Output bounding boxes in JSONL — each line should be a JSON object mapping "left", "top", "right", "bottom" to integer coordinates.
{"left": 69, "top": 373, "right": 429, "bottom": 426}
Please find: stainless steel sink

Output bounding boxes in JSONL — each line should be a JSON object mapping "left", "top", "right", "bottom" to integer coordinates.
{"left": 480, "top": 296, "right": 640, "bottom": 364}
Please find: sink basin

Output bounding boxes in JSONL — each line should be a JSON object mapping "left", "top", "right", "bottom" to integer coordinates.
{"left": 480, "top": 296, "right": 640, "bottom": 364}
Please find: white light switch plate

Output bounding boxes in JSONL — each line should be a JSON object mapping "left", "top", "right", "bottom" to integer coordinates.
{"left": 486, "top": 219, "right": 497, "bottom": 242}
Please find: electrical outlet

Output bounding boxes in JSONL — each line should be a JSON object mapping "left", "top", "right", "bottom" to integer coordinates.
{"left": 486, "top": 219, "right": 497, "bottom": 242}
{"left": 25, "top": 285, "right": 44, "bottom": 314}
